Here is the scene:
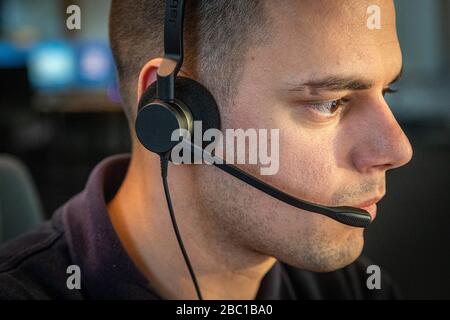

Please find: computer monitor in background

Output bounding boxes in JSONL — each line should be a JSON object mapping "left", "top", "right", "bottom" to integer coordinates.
{"left": 27, "top": 40, "right": 116, "bottom": 92}
{"left": 26, "top": 40, "right": 120, "bottom": 112}
{"left": 1, "top": 0, "right": 121, "bottom": 112}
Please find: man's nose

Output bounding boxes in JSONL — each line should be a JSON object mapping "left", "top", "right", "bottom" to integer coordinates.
{"left": 351, "top": 98, "right": 413, "bottom": 174}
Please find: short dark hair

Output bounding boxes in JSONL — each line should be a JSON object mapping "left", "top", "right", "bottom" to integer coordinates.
{"left": 109, "top": 0, "right": 271, "bottom": 126}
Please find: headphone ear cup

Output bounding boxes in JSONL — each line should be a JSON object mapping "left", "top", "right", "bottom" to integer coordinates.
{"left": 136, "top": 76, "right": 221, "bottom": 152}
{"left": 135, "top": 100, "right": 192, "bottom": 154}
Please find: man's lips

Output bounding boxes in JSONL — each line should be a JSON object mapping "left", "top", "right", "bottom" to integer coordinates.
{"left": 354, "top": 197, "right": 383, "bottom": 220}
{"left": 360, "top": 204, "right": 377, "bottom": 220}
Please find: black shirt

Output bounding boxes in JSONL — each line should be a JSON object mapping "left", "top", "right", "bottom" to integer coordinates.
{"left": 0, "top": 155, "right": 399, "bottom": 300}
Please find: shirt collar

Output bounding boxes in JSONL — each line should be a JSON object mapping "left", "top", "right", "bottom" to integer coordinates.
{"left": 59, "top": 154, "right": 295, "bottom": 300}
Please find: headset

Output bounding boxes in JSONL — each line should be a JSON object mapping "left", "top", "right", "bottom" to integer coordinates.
{"left": 135, "top": 0, "right": 372, "bottom": 300}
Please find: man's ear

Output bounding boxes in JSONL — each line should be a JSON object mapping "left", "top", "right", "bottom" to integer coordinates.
{"left": 137, "top": 58, "right": 164, "bottom": 104}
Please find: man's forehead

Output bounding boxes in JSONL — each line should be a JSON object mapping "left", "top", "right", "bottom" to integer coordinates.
{"left": 266, "top": 0, "right": 397, "bottom": 38}
{"left": 256, "top": 0, "right": 401, "bottom": 85}
{"left": 266, "top": 0, "right": 394, "bottom": 18}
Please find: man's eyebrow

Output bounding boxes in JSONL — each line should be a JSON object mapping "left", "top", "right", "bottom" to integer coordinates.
{"left": 285, "top": 67, "right": 403, "bottom": 95}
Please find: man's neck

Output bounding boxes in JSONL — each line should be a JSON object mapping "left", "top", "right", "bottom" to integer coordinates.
{"left": 106, "top": 148, "right": 276, "bottom": 299}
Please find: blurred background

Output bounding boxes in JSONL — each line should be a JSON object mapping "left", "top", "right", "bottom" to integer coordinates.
{"left": 0, "top": 0, "right": 448, "bottom": 299}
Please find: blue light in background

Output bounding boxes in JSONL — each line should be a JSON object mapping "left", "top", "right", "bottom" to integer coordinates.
{"left": 28, "top": 41, "right": 76, "bottom": 90}
{"left": 76, "top": 42, "right": 115, "bottom": 87}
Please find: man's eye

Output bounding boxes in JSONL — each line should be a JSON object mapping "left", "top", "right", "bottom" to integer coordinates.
{"left": 382, "top": 87, "right": 398, "bottom": 97}
{"left": 305, "top": 99, "right": 348, "bottom": 115}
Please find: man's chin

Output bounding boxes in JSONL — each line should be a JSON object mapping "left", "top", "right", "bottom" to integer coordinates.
{"left": 275, "top": 229, "right": 365, "bottom": 273}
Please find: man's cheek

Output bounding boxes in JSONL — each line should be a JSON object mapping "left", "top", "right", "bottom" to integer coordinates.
{"left": 281, "top": 136, "right": 334, "bottom": 184}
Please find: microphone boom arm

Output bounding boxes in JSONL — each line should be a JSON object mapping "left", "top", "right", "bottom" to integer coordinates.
{"left": 181, "top": 139, "right": 372, "bottom": 228}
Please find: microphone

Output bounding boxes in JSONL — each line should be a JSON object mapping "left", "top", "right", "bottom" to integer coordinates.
{"left": 181, "top": 139, "right": 372, "bottom": 228}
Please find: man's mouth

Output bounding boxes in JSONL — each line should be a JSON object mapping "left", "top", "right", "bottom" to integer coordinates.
{"left": 355, "top": 197, "right": 383, "bottom": 220}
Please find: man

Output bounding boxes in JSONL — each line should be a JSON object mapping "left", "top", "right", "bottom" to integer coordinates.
{"left": 0, "top": 0, "right": 412, "bottom": 300}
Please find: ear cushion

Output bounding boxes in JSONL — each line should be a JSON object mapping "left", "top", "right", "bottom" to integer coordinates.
{"left": 138, "top": 77, "right": 222, "bottom": 139}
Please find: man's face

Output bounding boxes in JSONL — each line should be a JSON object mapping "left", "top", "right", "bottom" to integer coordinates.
{"left": 195, "top": 0, "right": 412, "bottom": 272}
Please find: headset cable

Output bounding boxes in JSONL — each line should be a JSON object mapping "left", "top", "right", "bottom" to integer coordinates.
{"left": 160, "top": 153, "right": 203, "bottom": 300}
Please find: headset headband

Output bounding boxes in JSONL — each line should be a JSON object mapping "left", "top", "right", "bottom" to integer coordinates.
{"left": 157, "top": 0, "right": 186, "bottom": 102}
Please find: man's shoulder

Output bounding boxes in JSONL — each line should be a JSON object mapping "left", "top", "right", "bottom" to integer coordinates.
{"left": 281, "top": 256, "right": 401, "bottom": 300}
{"left": 0, "top": 212, "right": 82, "bottom": 300}
{"left": 0, "top": 216, "right": 64, "bottom": 272}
